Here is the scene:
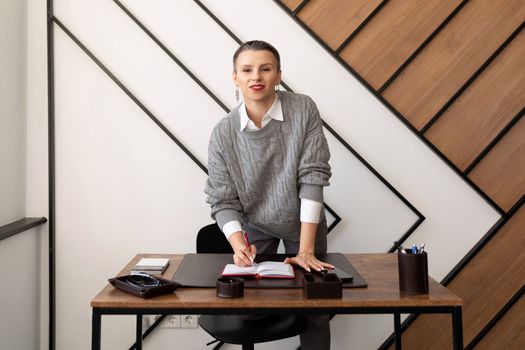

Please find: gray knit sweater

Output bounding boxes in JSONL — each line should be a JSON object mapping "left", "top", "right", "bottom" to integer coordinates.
{"left": 204, "top": 92, "right": 331, "bottom": 241}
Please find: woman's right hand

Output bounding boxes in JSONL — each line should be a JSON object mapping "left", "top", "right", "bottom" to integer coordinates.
{"left": 228, "top": 231, "right": 257, "bottom": 267}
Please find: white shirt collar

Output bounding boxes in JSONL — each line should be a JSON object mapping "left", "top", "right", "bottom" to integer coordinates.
{"left": 239, "top": 95, "right": 283, "bottom": 132}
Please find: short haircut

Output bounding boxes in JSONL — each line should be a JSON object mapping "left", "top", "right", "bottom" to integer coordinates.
{"left": 233, "top": 40, "right": 281, "bottom": 72}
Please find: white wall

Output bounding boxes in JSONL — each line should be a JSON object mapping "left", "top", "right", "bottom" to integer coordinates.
{"left": 24, "top": 0, "right": 503, "bottom": 349}
{"left": 25, "top": 0, "right": 50, "bottom": 348}
{"left": 0, "top": 227, "right": 42, "bottom": 350}
{"left": 0, "top": 0, "right": 43, "bottom": 349}
{"left": 0, "top": 0, "right": 27, "bottom": 223}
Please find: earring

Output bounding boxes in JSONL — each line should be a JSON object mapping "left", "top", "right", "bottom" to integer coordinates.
{"left": 275, "top": 84, "right": 280, "bottom": 93}
{"left": 235, "top": 86, "right": 239, "bottom": 102}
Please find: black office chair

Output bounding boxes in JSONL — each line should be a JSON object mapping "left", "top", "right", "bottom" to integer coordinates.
{"left": 196, "top": 223, "right": 308, "bottom": 350}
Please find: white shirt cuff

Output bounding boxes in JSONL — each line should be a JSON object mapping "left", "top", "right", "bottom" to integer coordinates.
{"left": 222, "top": 220, "right": 243, "bottom": 239}
{"left": 300, "top": 198, "right": 323, "bottom": 224}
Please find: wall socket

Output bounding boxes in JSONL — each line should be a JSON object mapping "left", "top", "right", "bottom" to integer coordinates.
{"left": 180, "top": 314, "right": 198, "bottom": 328}
{"left": 162, "top": 315, "right": 181, "bottom": 328}
{"left": 143, "top": 315, "right": 198, "bottom": 329}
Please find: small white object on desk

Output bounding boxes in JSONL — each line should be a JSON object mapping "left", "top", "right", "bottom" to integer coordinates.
{"left": 131, "top": 258, "right": 170, "bottom": 275}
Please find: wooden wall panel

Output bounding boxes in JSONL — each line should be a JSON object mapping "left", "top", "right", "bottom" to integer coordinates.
{"left": 389, "top": 205, "right": 525, "bottom": 349}
{"left": 382, "top": 0, "right": 525, "bottom": 130}
{"left": 281, "top": 0, "right": 303, "bottom": 12}
{"left": 425, "top": 30, "right": 525, "bottom": 171}
{"left": 340, "top": 0, "right": 461, "bottom": 90}
{"left": 277, "top": 0, "right": 525, "bottom": 347}
{"left": 476, "top": 291, "right": 525, "bottom": 350}
{"left": 469, "top": 117, "right": 525, "bottom": 212}
{"left": 298, "top": 0, "right": 382, "bottom": 50}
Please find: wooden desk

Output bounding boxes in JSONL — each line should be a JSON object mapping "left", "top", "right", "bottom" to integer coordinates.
{"left": 91, "top": 254, "right": 463, "bottom": 350}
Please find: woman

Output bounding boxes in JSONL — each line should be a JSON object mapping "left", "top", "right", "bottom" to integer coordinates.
{"left": 205, "top": 40, "right": 332, "bottom": 350}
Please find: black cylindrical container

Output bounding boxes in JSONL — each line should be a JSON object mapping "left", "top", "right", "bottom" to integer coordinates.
{"left": 398, "top": 251, "right": 429, "bottom": 294}
{"left": 216, "top": 277, "right": 244, "bottom": 298}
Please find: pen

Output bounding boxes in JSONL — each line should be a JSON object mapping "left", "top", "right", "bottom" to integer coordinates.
{"left": 411, "top": 244, "right": 418, "bottom": 254}
{"left": 243, "top": 231, "right": 254, "bottom": 264}
{"left": 419, "top": 243, "right": 425, "bottom": 254}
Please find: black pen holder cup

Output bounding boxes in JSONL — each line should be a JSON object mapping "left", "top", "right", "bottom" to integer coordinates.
{"left": 398, "top": 251, "right": 429, "bottom": 295}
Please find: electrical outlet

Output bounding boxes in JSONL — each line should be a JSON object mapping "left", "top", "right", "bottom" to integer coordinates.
{"left": 143, "top": 315, "right": 181, "bottom": 329}
{"left": 162, "top": 315, "right": 181, "bottom": 328}
{"left": 143, "top": 315, "right": 160, "bottom": 330}
{"left": 143, "top": 314, "right": 195, "bottom": 329}
{"left": 180, "top": 314, "right": 198, "bottom": 328}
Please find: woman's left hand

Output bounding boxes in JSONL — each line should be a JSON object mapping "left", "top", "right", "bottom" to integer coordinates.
{"left": 284, "top": 252, "right": 334, "bottom": 272}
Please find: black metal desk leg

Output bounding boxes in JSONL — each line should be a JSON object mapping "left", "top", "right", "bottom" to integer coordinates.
{"left": 136, "top": 315, "right": 143, "bottom": 350}
{"left": 394, "top": 313, "right": 402, "bottom": 350}
{"left": 92, "top": 309, "right": 101, "bottom": 350}
{"left": 452, "top": 307, "right": 464, "bottom": 350}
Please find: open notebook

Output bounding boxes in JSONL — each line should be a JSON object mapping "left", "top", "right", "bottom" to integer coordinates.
{"left": 222, "top": 261, "right": 294, "bottom": 279}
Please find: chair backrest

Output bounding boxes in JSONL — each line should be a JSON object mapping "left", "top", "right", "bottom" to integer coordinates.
{"left": 196, "top": 223, "right": 234, "bottom": 254}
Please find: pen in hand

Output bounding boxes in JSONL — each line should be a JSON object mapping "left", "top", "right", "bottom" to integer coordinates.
{"left": 243, "top": 231, "right": 255, "bottom": 265}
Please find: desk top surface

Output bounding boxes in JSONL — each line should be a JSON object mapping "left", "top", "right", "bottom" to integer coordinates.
{"left": 91, "top": 253, "right": 462, "bottom": 310}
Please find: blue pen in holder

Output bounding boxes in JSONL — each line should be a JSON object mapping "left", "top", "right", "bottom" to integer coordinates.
{"left": 398, "top": 250, "right": 429, "bottom": 294}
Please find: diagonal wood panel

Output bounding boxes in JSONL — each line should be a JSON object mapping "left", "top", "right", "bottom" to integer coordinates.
{"left": 274, "top": 0, "right": 524, "bottom": 348}
{"left": 475, "top": 288, "right": 525, "bottom": 349}
{"left": 340, "top": 0, "right": 462, "bottom": 90}
{"left": 390, "top": 204, "right": 525, "bottom": 349}
{"left": 469, "top": 117, "right": 525, "bottom": 212}
{"left": 382, "top": 0, "right": 525, "bottom": 130}
{"left": 425, "top": 30, "right": 525, "bottom": 171}
{"left": 281, "top": 0, "right": 303, "bottom": 12}
{"left": 297, "top": 0, "right": 383, "bottom": 50}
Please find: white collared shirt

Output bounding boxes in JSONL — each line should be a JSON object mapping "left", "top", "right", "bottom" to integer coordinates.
{"left": 222, "top": 95, "right": 323, "bottom": 238}
{"left": 239, "top": 95, "right": 283, "bottom": 132}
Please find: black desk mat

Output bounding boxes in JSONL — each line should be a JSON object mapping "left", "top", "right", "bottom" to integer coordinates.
{"left": 173, "top": 253, "right": 367, "bottom": 288}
